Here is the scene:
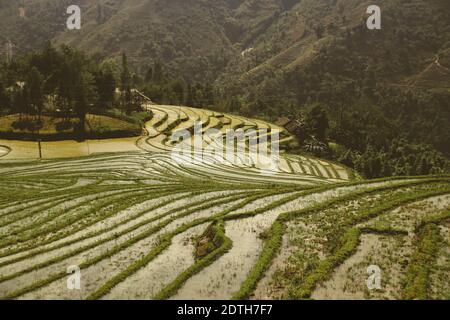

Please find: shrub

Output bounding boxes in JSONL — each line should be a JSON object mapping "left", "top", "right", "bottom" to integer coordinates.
{"left": 55, "top": 120, "right": 74, "bottom": 132}
{"left": 11, "top": 118, "right": 43, "bottom": 132}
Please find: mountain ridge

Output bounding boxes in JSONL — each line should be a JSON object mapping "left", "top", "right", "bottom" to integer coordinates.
{"left": 1, "top": 0, "right": 449, "bottom": 87}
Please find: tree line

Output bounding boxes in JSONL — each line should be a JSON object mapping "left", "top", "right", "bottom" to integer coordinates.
{"left": 0, "top": 43, "right": 142, "bottom": 134}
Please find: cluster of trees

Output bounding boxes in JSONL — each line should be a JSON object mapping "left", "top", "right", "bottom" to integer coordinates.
{"left": 138, "top": 62, "right": 216, "bottom": 109}
{"left": 0, "top": 43, "right": 221, "bottom": 130}
{"left": 0, "top": 44, "right": 140, "bottom": 134}
{"left": 339, "top": 140, "right": 449, "bottom": 178}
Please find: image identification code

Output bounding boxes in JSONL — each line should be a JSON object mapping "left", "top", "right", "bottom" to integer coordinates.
{"left": 177, "top": 304, "right": 273, "bottom": 318}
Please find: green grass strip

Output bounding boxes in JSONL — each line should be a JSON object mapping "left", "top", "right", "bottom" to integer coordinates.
{"left": 402, "top": 210, "right": 449, "bottom": 300}
{"left": 0, "top": 190, "right": 194, "bottom": 263}
{"left": 294, "top": 228, "right": 361, "bottom": 299}
{"left": 232, "top": 178, "right": 450, "bottom": 299}
{"left": 154, "top": 220, "right": 232, "bottom": 300}
{"left": 0, "top": 191, "right": 272, "bottom": 299}
{"left": 293, "top": 188, "right": 450, "bottom": 299}
{"left": 0, "top": 185, "right": 173, "bottom": 232}
{"left": 0, "top": 191, "right": 253, "bottom": 285}
{"left": 0, "top": 188, "right": 178, "bottom": 248}
{"left": 231, "top": 220, "right": 283, "bottom": 300}
{"left": 85, "top": 191, "right": 284, "bottom": 300}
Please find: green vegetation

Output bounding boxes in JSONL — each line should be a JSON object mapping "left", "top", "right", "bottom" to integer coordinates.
{"left": 234, "top": 179, "right": 450, "bottom": 299}
{"left": 232, "top": 220, "right": 283, "bottom": 300}
{"left": 402, "top": 210, "right": 450, "bottom": 300}
{"left": 0, "top": 44, "right": 149, "bottom": 140}
{"left": 294, "top": 228, "right": 361, "bottom": 299}
{"left": 195, "top": 221, "right": 228, "bottom": 259}
{"left": 154, "top": 221, "right": 232, "bottom": 300}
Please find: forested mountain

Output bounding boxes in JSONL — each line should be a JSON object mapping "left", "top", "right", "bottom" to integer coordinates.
{"left": 0, "top": 0, "right": 449, "bottom": 177}
{"left": 2, "top": 1, "right": 449, "bottom": 83}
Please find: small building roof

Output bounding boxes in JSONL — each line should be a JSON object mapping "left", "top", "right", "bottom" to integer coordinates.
{"left": 276, "top": 117, "right": 292, "bottom": 127}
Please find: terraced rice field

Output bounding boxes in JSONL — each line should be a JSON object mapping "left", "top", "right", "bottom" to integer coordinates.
{"left": 0, "top": 104, "right": 448, "bottom": 300}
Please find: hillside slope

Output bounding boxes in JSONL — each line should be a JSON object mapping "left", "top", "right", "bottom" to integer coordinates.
{"left": 1, "top": 0, "right": 449, "bottom": 85}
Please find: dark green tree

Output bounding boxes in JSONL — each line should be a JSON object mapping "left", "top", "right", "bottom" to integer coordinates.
{"left": 95, "top": 68, "right": 116, "bottom": 108}
{"left": 170, "top": 80, "right": 184, "bottom": 105}
{"left": 25, "top": 67, "right": 44, "bottom": 118}
{"left": 120, "top": 53, "right": 132, "bottom": 114}
{"left": 12, "top": 85, "right": 29, "bottom": 118}
{"left": 185, "top": 84, "right": 194, "bottom": 107}
{"left": 152, "top": 61, "right": 164, "bottom": 83}
{"left": 145, "top": 65, "right": 153, "bottom": 82}
{"left": 0, "top": 79, "right": 8, "bottom": 112}
{"left": 73, "top": 70, "right": 96, "bottom": 134}
{"left": 306, "top": 104, "right": 329, "bottom": 141}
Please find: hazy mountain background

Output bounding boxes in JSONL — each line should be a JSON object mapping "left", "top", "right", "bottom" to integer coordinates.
{"left": 1, "top": 0, "right": 449, "bottom": 84}
{"left": 1, "top": 0, "right": 449, "bottom": 176}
